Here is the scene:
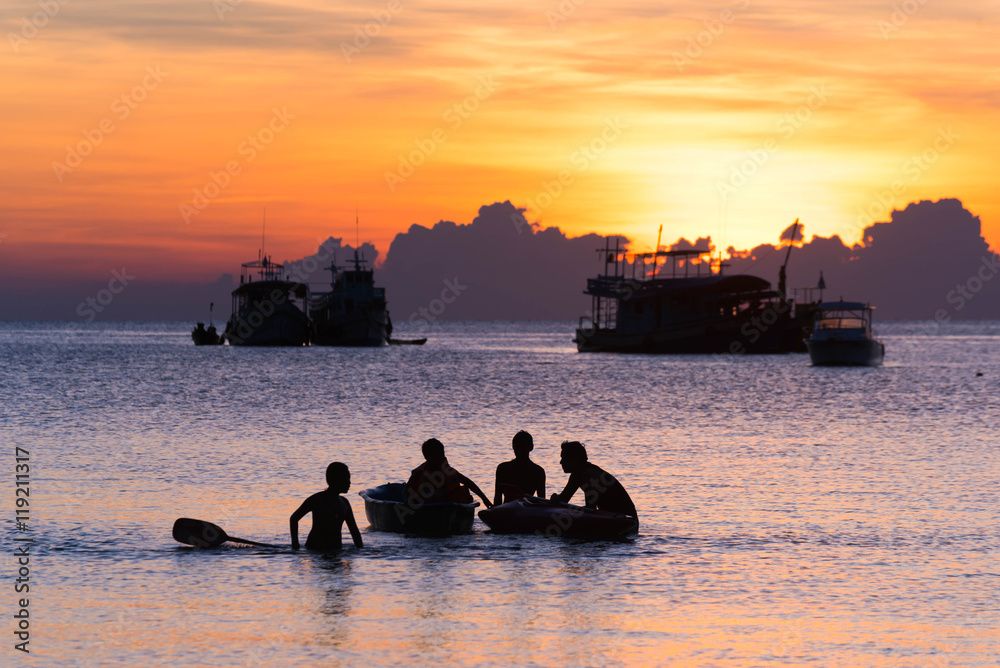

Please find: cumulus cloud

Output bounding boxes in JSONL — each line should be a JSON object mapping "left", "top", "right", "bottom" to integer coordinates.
{"left": 720, "top": 198, "right": 999, "bottom": 319}
{"left": 377, "top": 201, "right": 626, "bottom": 322}
{"left": 282, "top": 237, "right": 379, "bottom": 291}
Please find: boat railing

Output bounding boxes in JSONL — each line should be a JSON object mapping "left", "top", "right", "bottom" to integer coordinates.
{"left": 240, "top": 256, "right": 286, "bottom": 284}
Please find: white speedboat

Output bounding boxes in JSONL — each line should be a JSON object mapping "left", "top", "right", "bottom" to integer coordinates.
{"left": 806, "top": 301, "right": 884, "bottom": 366}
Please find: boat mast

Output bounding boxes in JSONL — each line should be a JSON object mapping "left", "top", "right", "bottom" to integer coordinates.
{"left": 354, "top": 207, "right": 361, "bottom": 271}
{"left": 778, "top": 218, "right": 799, "bottom": 299}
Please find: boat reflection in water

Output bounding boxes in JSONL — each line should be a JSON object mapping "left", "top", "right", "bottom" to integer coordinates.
{"left": 224, "top": 255, "right": 310, "bottom": 347}
{"left": 310, "top": 251, "right": 388, "bottom": 347}
{"left": 806, "top": 301, "right": 885, "bottom": 366}
{"left": 574, "top": 239, "right": 812, "bottom": 354}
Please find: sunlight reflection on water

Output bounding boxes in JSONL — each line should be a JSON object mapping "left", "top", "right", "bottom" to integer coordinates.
{"left": 1, "top": 320, "right": 997, "bottom": 666}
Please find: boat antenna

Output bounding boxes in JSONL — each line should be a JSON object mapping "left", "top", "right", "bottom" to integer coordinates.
{"left": 654, "top": 224, "right": 663, "bottom": 277}
{"left": 261, "top": 207, "right": 266, "bottom": 261}
{"left": 355, "top": 206, "right": 361, "bottom": 271}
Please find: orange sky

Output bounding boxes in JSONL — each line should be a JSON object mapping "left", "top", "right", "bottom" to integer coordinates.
{"left": 2, "top": 0, "right": 998, "bottom": 283}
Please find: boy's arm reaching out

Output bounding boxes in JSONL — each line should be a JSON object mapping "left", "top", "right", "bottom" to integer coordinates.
{"left": 289, "top": 498, "right": 312, "bottom": 550}
{"left": 457, "top": 472, "right": 493, "bottom": 508}
{"left": 551, "top": 475, "right": 578, "bottom": 504}
{"left": 342, "top": 497, "right": 363, "bottom": 548}
{"left": 493, "top": 464, "right": 504, "bottom": 507}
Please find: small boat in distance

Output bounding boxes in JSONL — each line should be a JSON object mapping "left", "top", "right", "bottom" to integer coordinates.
{"left": 310, "top": 251, "right": 389, "bottom": 346}
{"left": 385, "top": 312, "right": 427, "bottom": 345}
{"left": 479, "top": 496, "right": 638, "bottom": 539}
{"left": 191, "top": 322, "right": 222, "bottom": 346}
{"left": 359, "top": 483, "right": 478, "bottom": 535}
{"left": 806, "top": 301, "right": 884, "bottom": 366}
{"left": 224, "top": 255, "right": 310, "bottom": 346}
{"left": 191, "top": 302, "right": 223, "bottom": 345}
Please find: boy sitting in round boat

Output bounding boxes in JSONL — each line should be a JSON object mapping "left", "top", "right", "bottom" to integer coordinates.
{"left": 290, "top": 462, "right": 364, "bottom": 552}
{"left": 493, "top": 430, "right": 546, "bottom": 505}
{"left": 550, "top": 441, "right": 638, "bottom": 523}
{"left": 405, "top": 438, "right": 493, "bottom": 508}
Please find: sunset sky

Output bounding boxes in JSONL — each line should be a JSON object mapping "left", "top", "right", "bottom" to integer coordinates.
{"left": 2, "top": 0, "right": 998, "bottom": 285}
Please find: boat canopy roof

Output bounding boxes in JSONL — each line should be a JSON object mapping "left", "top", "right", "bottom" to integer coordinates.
{"left": 232, "top": 279, "right": 308, "bottom": 299}
{"left": 816, "top": 301, "right": 871, "bottom": 311}
{"left": 585, "top": 272, "right": 772, "bottom": 299}
{"left": 638, "top": 273, "right": 772, "bottom": 294}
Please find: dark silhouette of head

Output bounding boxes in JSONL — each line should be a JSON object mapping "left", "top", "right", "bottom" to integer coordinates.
{"left": 326, "top": 462, "right": 351, "bottom": 492}
{"left": 421, "top": 438, "right": 446, "bottom": 464}
{"left": 560, "top": 441, "right": 588, "bottom": 473}
{"left": 512, "top": 430, "right": 533, "bottom": 458}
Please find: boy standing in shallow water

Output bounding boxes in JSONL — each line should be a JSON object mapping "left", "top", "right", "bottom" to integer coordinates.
{"left": 290, "top": 462, "right": 363, "bottom": 552}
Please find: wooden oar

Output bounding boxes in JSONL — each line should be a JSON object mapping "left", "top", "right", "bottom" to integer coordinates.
{"left": 172, "top": 518, "right": 282, "bottom": 548}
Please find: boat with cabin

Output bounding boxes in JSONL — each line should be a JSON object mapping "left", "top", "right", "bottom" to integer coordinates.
{"left": 574, "top": 238, "right": 812, "bottom": 354}
{"left": 309, "top": 250, "right": 389, "bottom": 346}
{"left": 223, "top": 255, "right": 310, "bottom": 346}
{"left": 805, "top": 301, "right": 884, "bottom": 366}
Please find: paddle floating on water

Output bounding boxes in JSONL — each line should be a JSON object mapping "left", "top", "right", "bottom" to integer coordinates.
{"left": 172, "top": 518, "right": 283, "bottom": 549}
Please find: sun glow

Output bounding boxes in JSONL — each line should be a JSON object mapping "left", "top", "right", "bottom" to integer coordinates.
{"left": 2, "top": 1, "right": 998, "bottom": 285}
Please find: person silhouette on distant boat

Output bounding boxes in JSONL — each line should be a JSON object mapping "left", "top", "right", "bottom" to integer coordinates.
{"left": 493, "top": 430, "right": 546, "bottom": 505}
{"left": 550, "top": 441, "right": 638, "bottom": 521}
{"left": 290, "top": 462, "right": 363, "bottom": 552}
{"left": 405, "top": 438, "right": 493, "bottom": 508}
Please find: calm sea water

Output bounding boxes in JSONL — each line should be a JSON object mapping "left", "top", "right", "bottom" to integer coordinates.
{"left": 2, "top": 320, "right": 998, "bottom": 667}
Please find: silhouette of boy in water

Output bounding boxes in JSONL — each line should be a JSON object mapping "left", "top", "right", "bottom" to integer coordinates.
{"left": 405, "top": 438, "right": 493, "bottom": 508}
{"left": 493, "top": 430, "right": 546, "bottom": 505}
{"left": 550, "top": 441, "right": 638, "bottom": 521}
{"left": 290, "top": 462, "right": 363, "bottom": 551}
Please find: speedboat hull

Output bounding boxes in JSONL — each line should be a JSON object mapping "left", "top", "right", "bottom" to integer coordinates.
{"left": 478, "top": 497, "right": 638, "bottom": 539}
{"left": 359, "top": 483, "right": 477, "bottom": 536}
{"left": 806, "top": 338, "right": 884, "bottom": 366}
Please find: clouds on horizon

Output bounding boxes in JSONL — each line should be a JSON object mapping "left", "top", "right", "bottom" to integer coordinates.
{"left": 1, "top": 198, "right": 996, "bottom": 322}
